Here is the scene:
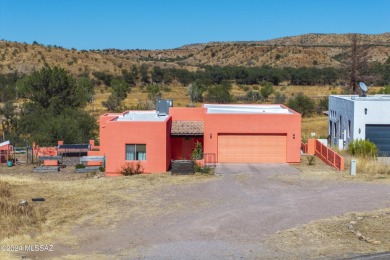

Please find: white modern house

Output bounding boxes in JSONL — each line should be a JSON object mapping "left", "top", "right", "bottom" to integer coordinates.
{"left": 328, "top": 95, "right": 390, "bottom": 156}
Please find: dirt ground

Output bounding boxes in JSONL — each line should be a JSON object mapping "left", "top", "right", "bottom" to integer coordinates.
{"left": 0, "top": 159, "right": 389, "bottom": 259}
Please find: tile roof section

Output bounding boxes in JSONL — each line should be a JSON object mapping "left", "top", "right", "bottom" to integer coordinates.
{"left": 171, "top": 121, "right": 204, "bottom": 135}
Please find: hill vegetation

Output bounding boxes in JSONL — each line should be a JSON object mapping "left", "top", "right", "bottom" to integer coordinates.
{"left": 0, "top": 33, "right": 390, "bottom": 145}
{"left": 1, "top": 33, "right": 390, "bottom": 75}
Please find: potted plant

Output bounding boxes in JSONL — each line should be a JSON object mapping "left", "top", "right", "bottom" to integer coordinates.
{"left": 191, "top": 141, "right": 203, "bottom": 160}
{"left": 191, "top": 141, "right": 204, "bottom": 167}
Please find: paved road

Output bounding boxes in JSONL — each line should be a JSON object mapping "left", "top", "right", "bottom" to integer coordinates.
{"left": 50, "top": 164, "right": 390, "bottom": 259}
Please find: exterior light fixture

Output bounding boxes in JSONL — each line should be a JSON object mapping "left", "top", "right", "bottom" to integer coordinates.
{"left": 293, "top": 134, "right": 295, "bottom": 139}
{"left": 210, "top": 133, "right": 212, "bottom": 139}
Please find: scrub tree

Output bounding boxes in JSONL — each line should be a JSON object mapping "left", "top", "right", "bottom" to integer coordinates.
{"left": 205, "top": 80, "right": 232, "bottom": 103}
{"left": 17, "top": 66, "right": 97, "bottom": 145}
{"left": 287, "top": 92, "right": 315, "bottom": 117}
{"left": 260, "top": 81, "right": 274, "bottom": 101}
{"left": 344, "top": 34, "right": 370, "bottom": 94}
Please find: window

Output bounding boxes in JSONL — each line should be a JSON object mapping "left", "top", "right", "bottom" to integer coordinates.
{"left": 334, "top": 122, "right": 337, "bottom": 138}
{"left": 125, "top": 144, "right": 146, "bottom": 161}
{"left": 348, "top": 120, "right": 351, "bottom": 138}
{"left": 339, "top": 116, "right": 342, "bottom": 138}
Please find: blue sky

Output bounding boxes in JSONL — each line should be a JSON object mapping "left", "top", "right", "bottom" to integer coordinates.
{"left": 0, "top": 0, "right": 388, "bottom": 50}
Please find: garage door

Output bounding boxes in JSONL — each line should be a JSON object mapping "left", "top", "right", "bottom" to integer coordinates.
{"left": 366, "top": 125, "right": 390, "bottom": 156}
{"left": 218, "top": 134, "right": 287, "bottom": 163}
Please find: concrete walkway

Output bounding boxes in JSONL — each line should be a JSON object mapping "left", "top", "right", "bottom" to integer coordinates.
{"left": 214, "top": 163, "right": 301, "bottom": 175}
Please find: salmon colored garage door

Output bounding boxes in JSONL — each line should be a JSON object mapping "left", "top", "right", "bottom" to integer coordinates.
{"left": 218, "top": 134, "right": 287, "bottom": 163}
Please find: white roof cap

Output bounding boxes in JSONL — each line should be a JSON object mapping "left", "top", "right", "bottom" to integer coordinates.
{"left": 0, "top": 140, "right": 10, "bottom": 147}
{"left": 204, "top": 104, "right": 292, "bottom": 114}
{"left": 331, "top": 95, "right": 390, "bottom": 102}
{"left": 115, "top": 111, "right": 168, "bottom": 122}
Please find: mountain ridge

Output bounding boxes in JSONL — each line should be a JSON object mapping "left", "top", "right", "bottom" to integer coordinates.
{"left": 0, "top": 33, "right": 389, "bottom": 76}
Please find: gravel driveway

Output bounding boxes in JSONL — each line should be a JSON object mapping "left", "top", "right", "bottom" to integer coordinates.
{"left": 52, "top": 164, "right": 390, "bottom": 259}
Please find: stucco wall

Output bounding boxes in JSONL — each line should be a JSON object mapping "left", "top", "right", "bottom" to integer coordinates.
{"left": 99, "top": 105, "right": 302, "bottom": 174}
{"left": 100, "top": 116, "right": 170, "bottom": 174}
{"left": 354, "top": 100, "right": 390, "bottom": 138}
{"left": 329, "top": 95, "right": 390, "bottom": 149}
{"left": 169, "top": 107, "right": 205, "bottom": 121}
{"left": 328, "top": 96, "right": 355, "bottom": 148}
{"left": 203, "top": 112, "right": 301, "bottom": 163}
{"left": 171, "top": 137, "right": 203, "bottom": 160}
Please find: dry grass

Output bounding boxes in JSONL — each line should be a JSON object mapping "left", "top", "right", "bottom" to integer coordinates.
{"left": 0, "top": 157, "right": 388, "bottom": 258}
{"left": 275, "top": 157, "right": 390, "bottom": 258}
{"left": 344, "top": 156, "right": 390, "bottom": 176}
{"left": 0, "top": 180, "right": 45, "bottom": 240}
{"left": 301, "top": 115, "right": 328, "bottom": 141}
{"left": 293, "top": 155, "right": 390, "bottom": 184}
{"left": 275, "top": 85, "right": 342, "bottom": 100}
{"left": 264, "top": 209, "right": 390, "bottom": 259}
{"left": 0, "top": 171, "right": 215, "bottom": 258}
{"left": 83, "top": 83, "right": 350, "bottom": 117}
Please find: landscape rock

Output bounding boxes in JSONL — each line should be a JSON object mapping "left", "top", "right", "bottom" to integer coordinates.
{"left": 349, "top": 221, "right": 357, "bottom": 225}
{"left": 372, "top": 241, "right": 381, "bottom": 245}
{"left": 19, "top": 200, "right": 28, "bottom": 206}
{"left": 357, "top": 216, "right": 364, "bottom": 220}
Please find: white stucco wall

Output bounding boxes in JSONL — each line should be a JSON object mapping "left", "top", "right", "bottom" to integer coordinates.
{"left": 329, "top": 95, "right": 390, "bottom": 149}
{"left": 328, "top": 96, "right": 354, "bottom": 149}
{"left": 354, "top": 99, "right": 390, "bottom": 137}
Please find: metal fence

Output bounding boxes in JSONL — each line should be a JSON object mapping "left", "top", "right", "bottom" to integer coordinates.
{"left": 314, "top": 139, "right": 345, "bottom": 170}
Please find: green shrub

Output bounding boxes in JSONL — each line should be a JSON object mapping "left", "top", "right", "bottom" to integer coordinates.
{"left": 260, "top": 82, "right": 273, "bottom": 101}
{"left": 273, "top": 92, "right": 287, "bottom": 104}
{"left": 75, "top": 164, "right": 85, "bottom": 169}
{"left": 347, "top": 139, "right": 378, "bottom": 158}
{"left": 119, "top": 161, "right": 144, "bottom": 176}
{"left": 287, "top": 92, "right": 315, "bottom": 117}
{"left": 377, "top": 85, "right": 390, "bottom": 94}
{"left": 191, "top": 141, "right": 203, "bottom": 160}
{"left": 193, "top": 163, "right": 212, "bottom": 174}
{"left": 306, "top": 156, "right": 316, "bottom": 165}
{"left": 200, "top": 166, "right": 212, "bottom": 174}
{"left": 193, "top": 163, "right": 202, "bottom": 173}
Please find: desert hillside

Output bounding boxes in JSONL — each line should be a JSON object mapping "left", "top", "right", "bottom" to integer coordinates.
{"left": 0, "top": 33, "right": 389, "bottom": 76}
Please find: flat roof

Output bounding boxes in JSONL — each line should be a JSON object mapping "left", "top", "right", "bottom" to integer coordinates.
{"left": 331, "top": 95, "right": 390, "bottom": 102}
{"left": 115, "top": 111, "right": 168, "bottom": 122}
{"left": 204, "top": 104, "right": 293, "bottom": 114}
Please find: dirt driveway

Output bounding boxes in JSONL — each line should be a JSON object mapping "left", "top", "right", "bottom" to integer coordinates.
{"left": 34, "top": 164, "right": 390, "bottom": 259}
{"left": 214, "top": 163, "right": 300, "bottom": 175}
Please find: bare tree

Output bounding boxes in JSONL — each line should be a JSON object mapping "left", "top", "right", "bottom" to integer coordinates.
{"left": 344, "top": 34, "right": 370, "bottom": 94}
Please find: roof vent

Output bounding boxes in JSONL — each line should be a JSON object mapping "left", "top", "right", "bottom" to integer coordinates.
{"left": 156, "top": 99, "right": 173, "bottom": 116}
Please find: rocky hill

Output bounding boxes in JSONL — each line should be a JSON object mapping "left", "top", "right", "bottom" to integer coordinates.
{"left": 0, "top": 33, "right": 389, "bottom": 76}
